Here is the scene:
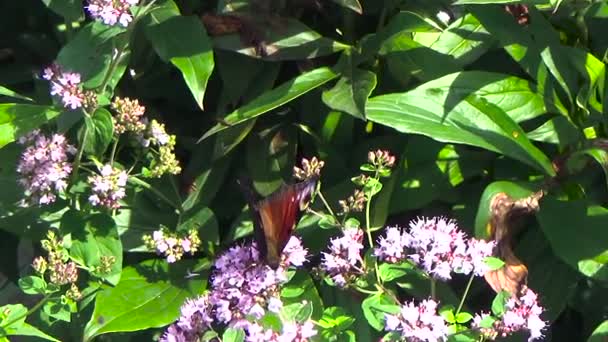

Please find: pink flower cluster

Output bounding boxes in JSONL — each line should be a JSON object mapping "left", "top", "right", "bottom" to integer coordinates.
{"left": 384, "top": 298, "right": 448, "bottom": 342}
{"left": 87, "top": 164, "right": 128, "bottom": 209}
{"left": 375, "top": 218, "right": 495, "bottom": 280}
{"left": 86, "top": 0, "right": 139, "bottom": 27}
{"left": 320, "top": 228, "right": 365, "bottom": 287}
{"left": 16, "top": 130, "right": 75, "bottom": 206}
{"left": 42, "top": 64, "right": 84, "bottom": 110}
{"left": 162, "top": 237, "right": 316, "bottom": 341}
{"left": 473, "top": 288, "right": 546, "bottom": 341}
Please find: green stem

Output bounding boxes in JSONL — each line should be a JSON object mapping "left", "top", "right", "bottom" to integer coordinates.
{"left": 129, "top": 176, "right": 183, "bottom": 213}
{"left": 2, "top": 294, "right": 52, "bottom": 329}
{"left": 317, "top": 191, "right": 336, "bottom": 218}
{"left": 430, "top": 278, "right": 436, "bottom": 300}
{"left": 354, "top": 285, "right": 380, "bottom": 295}
{"left": 455, "top": 273, "right": 475, "bottom": 316}
{"left": 365, "top": 190, "right": 382, "bottom": 285}
{"left": 376, "top": 1, "right": 388, "bottom": 32}
{"left": 69, "top": 121, "right": 90, "bottom": 187}
{"left": 109, "top": 138, "right": 119, "bottom": 164}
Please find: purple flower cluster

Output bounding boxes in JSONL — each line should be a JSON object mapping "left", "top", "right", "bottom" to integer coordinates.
{"left": 385, "top": 298, "right": 448, "bottom": 342}
{"left": 42, "top": 64, "right": 84, "bottom": 110}
{"left": 163, "top": 237, "right": 317, "bottom": 341}
{"left": 87, "top": 164, "right": 128, "bottom": 209}
{"left": 320, "top": 228, "right": 365, "bottom": 287}
{"left": 244, "top": 320, "right": 317, "bottom": 342}
{"left": 375, "top": 218, "right": 495, "bottom": 280}
{"left": 473, "top": 287, "right": 546, "bottom": 341}
{"left": 16, "top": 130, "right": 76, "bottom": 206}
{"left": 86, "top": 0, "right": 139, "bottom": 27}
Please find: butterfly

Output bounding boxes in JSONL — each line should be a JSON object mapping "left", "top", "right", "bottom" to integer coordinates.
{"left": 239, "top": 176, "right": 318, "bottom": 269}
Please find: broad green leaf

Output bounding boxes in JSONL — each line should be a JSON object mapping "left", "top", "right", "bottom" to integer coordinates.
{"left": 60, "top": 210, "right": 123, "bottom": 285}
{"left": 145, "top": 13, "right": 214, "bottom": 110}
{"left": 361, "top": 293, "right": 399, "bottom": 331}
{"left": 0, "top": 104, "right": 61, "bottom": 148}
{"left": 526, "top": 116, "right": 580, "bottom": 147}
{"left": 566, "top": 148, "right": 608, "bottom": 191}
{"left": 56, "top": 22, "right": 126, "bottom": 89}
{"left": 536, "top": 198, "right": 608, "bottom": 280}
{"left": 427, "top": 14, "right": 494, "bottom": 66}
{"left": 484, "top": 257, "right": 505, "bottom": 271}
{"left": 366, "top": 71, "right": 553, "bottom": 175}
{"left": 282, "top": 302, "right": 313, "bottom": 323}
{"left": 82, "top": 108, "right": 114, "bottom": 157}
{"left": 322, "top": 67, "right": 377, "bottom": 120}
{"left": 211, "top": 17, "right": 349, "bottom": 61}
{"left": 378, "top": 262, "right": 413, "bottom": 282}
{"left": 0, "top": 304, "right": 60, "bottom": 341}
{"left": 491, "top": 291, "right": 509, "bottom": 316}
{"left": 465, "top": 95, "right": 554, "bottom": 175}
{"left": 178, "top": 205, "right": 219, "bottom": 253}
{"left": 246, "top": 125, "right": 297, "bottom": 196}
{"left": 0, "top": 86, "right": 32, "bottom": 102}
{"left": 331, "top": 0, "right": 362, "bottom": 13}
{"left": 83, "top": 260, "right": 204, "bottom": 340}
{"left": 41, "top": 0, "right": 83, "bottom": 21}
{"left": 282, "top": 271, "right": 324, "bottom": 319}
{"left": 588, "top": 320, "right": 608, "bottom": 342}
{"left": 18, "top": 276, "right": 46, "bottom": 295}
{"left": 474, "top": 181, "right": 536, "bottom": 238}
{"left": 42, "top": 298, "right": 72, "bottom": 323}
{"left": 201, "top": 67, "right": 338, "bottom": 140}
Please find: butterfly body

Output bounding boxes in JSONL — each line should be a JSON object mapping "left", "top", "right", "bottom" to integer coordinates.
{"left": 240, "top": 177, "right": 317, "bottom": 268}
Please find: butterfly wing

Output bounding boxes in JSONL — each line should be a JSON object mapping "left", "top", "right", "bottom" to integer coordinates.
{"left": 253, "top": 177, "right": 317, "bottom": 268}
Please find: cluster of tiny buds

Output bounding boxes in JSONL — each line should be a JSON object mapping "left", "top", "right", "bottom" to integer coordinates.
{"left": 111, "top": 97, "right": 147, "bottom": 134}
{"left": 293, "top": 157, "right": 325, "bottom": 181}
{"left": 143, "top": 228, "right": 201, "bottom": 263}
{"left": 94, "top": 255, "right": 116, "bottom": 275}
{"left": 34, "top": 231, "right": 80, "bottom": 298}
{"left": 368, "top": 149, "right": 396, "bottom": 169}
{"left": 339, "top": 189, "right": 366, "bottom": 214}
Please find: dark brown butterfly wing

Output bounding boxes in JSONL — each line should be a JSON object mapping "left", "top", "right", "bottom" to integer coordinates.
{"left": 242, "top": 177, "right": 317, "bottom": 268}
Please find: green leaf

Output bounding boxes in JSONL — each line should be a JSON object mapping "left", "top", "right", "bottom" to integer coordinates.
{"left": 484, "top": 257, "right": 505, "bottom": 271}
{"left": 367, "top": 71, "right": 552, "bottom": 174}
{"left": 465, "top": 95, "right": 554, "bottom": 175}
{"left": 566, "top": 148, "right": 608, "bottom": 191}
{"left": 319, "top": 307, "right": 355, "bottom": 330}
{"left": 211, "top": 17, "right": 349, "bottom": 61}
{"left": 439, "top": 307, "right": 456, "bottom": 323}
{"left": 41, "top": 0, "right": 83, "bottom": 21}
{"left": 56, "top": 22, "right": 126, "bottom": 89}
{"left": 42, "top": 298, "right": 72, "bottom": 323}
{"left": 0, "top": 104, "right": 61, "bottom": 148}
{"left": 83, "top": 260, "right": 203, "bottom": 340}
{"left": 17, "top": 276, "right": 46, "bottom": 295}
{"left": 322, "top": 67, "right": 377, "bottom": 120}
{"left": 491, "top": 291, "right": 509, "bottom": 316}
{"left": 222, "top": 328, "right": 245, "bottom": 342}
{"left": 588, "top": 320, "right": 608, "bottom": 342}
{"left": 361, "top": 293, "right": 399, "bottom": 331}
{"left": 536, "top": 198, "right": 608, "bottom": 280}
{"left": 0, "top": 86, "right": 33, "bottom": 102}
{"left": 282, "top": 302, "right": 313, "bottom": 323}
{"left": 60, "top": 210, "right": 123, "bottom": 285}
{"left": 455, "top": 312, "right": 474, "bottom": 324}
{"left": 145, "top": 12, "right": 214, "bottom": 110}
{"left": 428, "top": 13, "right": 494, "bottom": 67}
{"left": 0, "top": 304, "right": 60, "bottom": 341}
{"left": 526, "top": 116, "right": 580, "bottom": 147}
{"left": 82, "top": 108, "right": 114, "bottom": 157}
{"left": 178, "top": 205, "right": 219, "bottom": 254}
{"left": 378, "top": 262, "right": 413, "bottom": 282}
{"left": 200, "top": 67, "right": 338, "bottom": 140}
{"left": 331, "top": 0, "right": 362, "bottom": 13}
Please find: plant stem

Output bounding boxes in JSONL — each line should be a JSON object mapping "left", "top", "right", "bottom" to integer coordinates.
{"left": 365, "top": 191, "right": 382, "bottom": 285}
{"left": 109, "top": 138, "right": 119, "bottom": 164}
{"left": 317, "top": 191, "right": 336, "bottom": 218}
{"left": 430, "top": 278, "right": 436, "bottom": 300}
{"left": 69, "top": 121, "right": 90, "bottom": 187}
{"left": 455, "top": 273, "right": 475, "bottom": 316}
{"left": 129, "top": 176, "right": 183, "bottom": 213}
{"left": 2, "top": 294, "right": 52, "bottom": 329}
